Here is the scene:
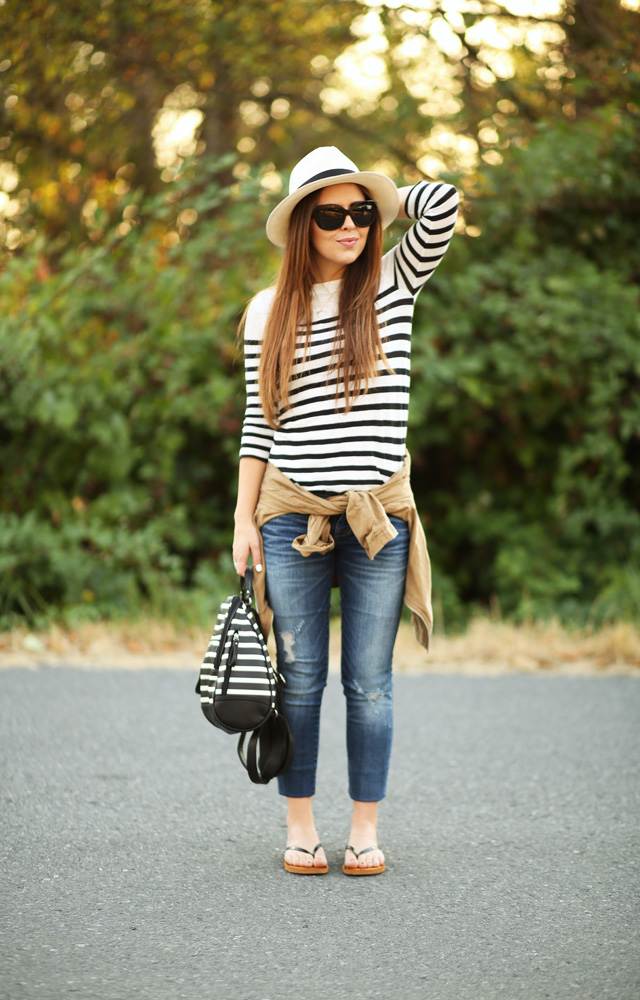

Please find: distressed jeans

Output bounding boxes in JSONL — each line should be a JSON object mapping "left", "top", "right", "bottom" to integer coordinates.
{"left": 261, "top": 510, "right": 409, "bottom": 801}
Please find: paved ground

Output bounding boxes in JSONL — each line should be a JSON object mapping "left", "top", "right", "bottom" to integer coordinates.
{"left": 1, "top": 666, "right": 639, "bottom": 1000}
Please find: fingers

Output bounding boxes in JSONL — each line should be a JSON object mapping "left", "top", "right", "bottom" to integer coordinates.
{"left": 250, "top": 537, "right": 263, "bottom": 574}
{"left": 232, "top": 538, "right": 249, "bottom": 577}
{"left": 234, "top": 557, "right": 263, "bottom": 576}
{"left": 234, "top": 563, "right": 263, "bottom": 577}
{"left": 232, "top": 530, "right": 262, "bottom": 578}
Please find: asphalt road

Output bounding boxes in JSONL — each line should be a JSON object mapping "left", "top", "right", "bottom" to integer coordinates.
{"left": 1, "top": 666, "right": 638, "bottom": 1000}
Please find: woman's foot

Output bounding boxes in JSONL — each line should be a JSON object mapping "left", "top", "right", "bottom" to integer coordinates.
{"left": 343, "top": 837, "right": 385, "bottom": 872}
{"left": 284, "top": 797, "right": 328, "bottom": 873}
{"left": 284, "top": 832, "right": 328, "bottom": 872}
{"left": 343, "top": 801, "right": 385, "bottom": 872}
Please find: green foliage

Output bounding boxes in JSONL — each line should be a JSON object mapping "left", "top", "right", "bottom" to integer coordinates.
{"left": 5, "top": 0, "right": 616, "bottom": 250}
{"left": 408, "top": 103, "right": 640, "bottom": 628}
{"left": 0, "top": 158, "right": 275, "bottom": 625}
{"left": 3, "top": 129, "right": 638, "bottom": 629}
{"left": 2, "top": 0, "right": 361, "bottom": 244}
{"left": 2, "top": 0, "right": 639, "bottom": 629}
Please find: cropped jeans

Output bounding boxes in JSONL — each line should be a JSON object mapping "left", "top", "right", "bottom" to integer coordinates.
{"left": 261, "top": 509, "right": 409, "bottom": 802}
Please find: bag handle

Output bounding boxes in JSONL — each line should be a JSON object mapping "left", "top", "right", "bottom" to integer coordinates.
{"left": 237, "top": 714, "right": 295, "bottom": 785}
{"left": 241, "top": 567, "right": 254, "bottom": 603}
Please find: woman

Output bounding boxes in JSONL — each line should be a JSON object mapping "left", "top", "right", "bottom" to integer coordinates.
{"left": 232, "top": 146, "right": 458, "bottom": 875}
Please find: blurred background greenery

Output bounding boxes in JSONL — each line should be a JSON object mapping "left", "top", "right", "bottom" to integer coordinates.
{"left": 0, "top": 0, "right": 638, "bottom": 632}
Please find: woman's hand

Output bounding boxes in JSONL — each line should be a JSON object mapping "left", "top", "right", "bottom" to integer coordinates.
{"left": 234, "top": 457, "right": 267, "bottom": 576}
{"left": 232, "top": 516, "right": 262, "bottom": 578}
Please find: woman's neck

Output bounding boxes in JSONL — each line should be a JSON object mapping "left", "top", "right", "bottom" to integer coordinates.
{"left": 313, "top": 260, "right": 346, "bottom": 283}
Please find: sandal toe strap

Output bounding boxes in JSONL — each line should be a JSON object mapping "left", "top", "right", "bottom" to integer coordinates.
{"left": 345, "top": 844, "right": 378, "bottom": 859}
{"left": 285, "top": 843, "right": 324, "bottom": 858}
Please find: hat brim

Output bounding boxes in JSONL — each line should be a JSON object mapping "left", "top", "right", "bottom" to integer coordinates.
{"left": 266, "top": 171, "right": 400, "bottom": 248}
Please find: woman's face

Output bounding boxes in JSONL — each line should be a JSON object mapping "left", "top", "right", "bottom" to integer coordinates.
{"left": 310, "top": 182, "right": 370, "bottom": 282}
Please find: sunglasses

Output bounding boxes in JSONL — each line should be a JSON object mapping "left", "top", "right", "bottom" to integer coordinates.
{"left": 311, "top": 201, "right": 377, "bottom": 231}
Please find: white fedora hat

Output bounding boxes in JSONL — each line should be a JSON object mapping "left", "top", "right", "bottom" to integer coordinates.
{"left": 266, "top": 146, "right": 400, "bottom": 248}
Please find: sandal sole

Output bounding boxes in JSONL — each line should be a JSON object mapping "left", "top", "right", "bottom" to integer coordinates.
{"left": 342, "top": 863, "right": 385, "bottom": 876}
{"left": 284, "top": 862, "right": 329, "bottom": 875}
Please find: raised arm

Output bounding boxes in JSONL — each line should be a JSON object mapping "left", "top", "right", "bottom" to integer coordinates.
{"left": 387, "top": 179, "right": 459, "bottom": 295}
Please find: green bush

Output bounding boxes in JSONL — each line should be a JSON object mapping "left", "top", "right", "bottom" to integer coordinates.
{"left": 0, "top": 158, "right": 275, "bottom": 625}
{"left": 1, "top": 122, "right": 638, "bottom": 629}
{"left": 408, "top": 108, "right": 640, "bottom": 626}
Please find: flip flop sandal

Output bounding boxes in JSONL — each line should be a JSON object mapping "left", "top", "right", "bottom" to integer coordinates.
{"left": 284, "top": 843, "right": 329, "bottom": 875}
{"left": 342, "top": 844, "right": 386, "bottom": 876}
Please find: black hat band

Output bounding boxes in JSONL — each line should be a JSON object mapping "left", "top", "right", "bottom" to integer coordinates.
{"left": 296, "top": 167, "right": 355, "bottom": 190}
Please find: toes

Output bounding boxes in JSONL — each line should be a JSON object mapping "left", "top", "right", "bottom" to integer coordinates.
{"left": 353, "top": 849, "right": 384, "bottom": 869}
{"left": 286, "top": 850, "right": 311, "bottom": 868}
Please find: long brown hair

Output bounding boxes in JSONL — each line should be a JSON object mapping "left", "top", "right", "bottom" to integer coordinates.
{"left": 253, "top": 186, "right": 393, "bottom": 429}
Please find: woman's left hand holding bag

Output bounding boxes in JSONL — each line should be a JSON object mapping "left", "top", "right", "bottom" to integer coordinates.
{"left": 233, "top": 457, "right": 267, "bottom": 576}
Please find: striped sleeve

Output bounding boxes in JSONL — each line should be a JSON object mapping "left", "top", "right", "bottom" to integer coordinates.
{"left": 238, "top": 292, "right": 274, "bottom": 463}
{"left": 391, "top": 180, "right": 458, "bottom": 296}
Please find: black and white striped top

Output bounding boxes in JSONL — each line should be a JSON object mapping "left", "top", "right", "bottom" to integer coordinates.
{"left": 239, "top": 180, "right": 458, "bottom": 492}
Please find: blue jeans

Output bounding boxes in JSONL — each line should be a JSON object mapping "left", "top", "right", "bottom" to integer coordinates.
{"left": 261, "top": 511, "right": 409, "bottom": 801}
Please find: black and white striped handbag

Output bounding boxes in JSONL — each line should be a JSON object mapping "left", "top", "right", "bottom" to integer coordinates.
{"left": 195, "top": 568, "right": 294, "bottom": 784}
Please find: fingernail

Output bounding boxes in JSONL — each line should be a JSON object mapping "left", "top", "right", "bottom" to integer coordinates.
{"left": 256, "top": 564, "right": 263, "bottom": 572}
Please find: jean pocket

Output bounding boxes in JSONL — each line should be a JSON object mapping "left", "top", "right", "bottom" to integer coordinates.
{"left": 262, "top": 512, "right": 310, "bottom": 544}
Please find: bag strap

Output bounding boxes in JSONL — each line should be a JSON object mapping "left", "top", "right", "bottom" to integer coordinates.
{"left": 241, "top": 567, "right": 254, "bottom": 603}
{"left": 194, "top": 592, "right": 242, "bottom": 695}
{"left": 237, "top": 713, "right": 295, "bottom": 785}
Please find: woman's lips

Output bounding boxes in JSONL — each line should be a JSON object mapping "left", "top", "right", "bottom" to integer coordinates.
{"left": 337, "top": 237, "right": 358, "bottom": 247}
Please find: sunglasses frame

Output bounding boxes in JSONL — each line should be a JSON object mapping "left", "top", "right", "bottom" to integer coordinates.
{"left": 311, "top": 200, "right": 378, "bottom": 231}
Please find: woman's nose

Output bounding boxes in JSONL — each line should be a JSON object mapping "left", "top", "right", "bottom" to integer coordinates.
{"left": 341, "top": 212, "right": 356, "bottom": 229}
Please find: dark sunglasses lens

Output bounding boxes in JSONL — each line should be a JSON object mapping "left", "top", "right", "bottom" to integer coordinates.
{"left": 313, "top": 206, "right": 346, "bottom": 230}
{"left": 350, "top": 203, "right": 376, "bottom": 227}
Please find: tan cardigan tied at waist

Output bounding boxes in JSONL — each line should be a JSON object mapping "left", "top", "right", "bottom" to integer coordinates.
{"left": 252, "top": 452, "right": 432, "bottom": 650}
